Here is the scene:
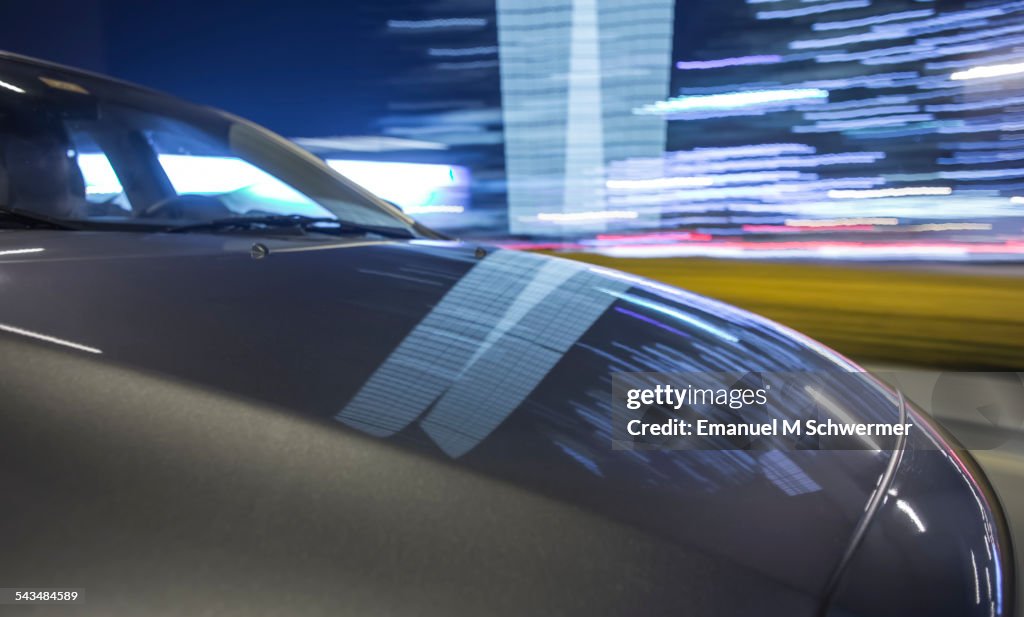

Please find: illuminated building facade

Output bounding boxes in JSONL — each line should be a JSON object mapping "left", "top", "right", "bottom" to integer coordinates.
{"left": 496, "top": 0, "right": 676, "bottom": 235}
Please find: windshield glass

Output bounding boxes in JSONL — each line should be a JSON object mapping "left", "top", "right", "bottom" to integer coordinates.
{"left": 0, "top": 60, "right": 416, "bottom": 233}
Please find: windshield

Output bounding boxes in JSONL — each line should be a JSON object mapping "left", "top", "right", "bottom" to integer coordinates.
{"left": 0, "top": 60, "right": 417, "bottom": 234}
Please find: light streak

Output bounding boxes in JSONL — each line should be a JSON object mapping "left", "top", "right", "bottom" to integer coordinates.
{"left": 971, "top": 551, "right": 981, "bottom": 605}
{"left": 872, "top": 5, "right": 1013, "bottom": 32}
{"left": 592, "top": 241, "right": 1024, "bottom": 261}
{"left": 939, "top": 151, "right": 1024, "bottom": 165}
{"left": 795, "top": 113, "right": 935, "bottom": 133}
{"left": 804, "top": 105, "right": 920, "bottom": 121}
{"left": 896, "top": 499, "right": 927, "bottom": 533}
{"left": 907, "top": 223, "right": 992, "bottom": 231}
{"left": 757, "top": 0, "right": 870, "bottom": 20}
{"left": 952, "top": 61, "right": 1024, "bottom": 81}
{"left": 427, "top": 46, "right": 499, "bottom": 57}
{"left": 940, "top": 168, "right": 1024, "bottom": 180}
{"left": 604, "top": 291, "right": 739, "bottom": 342}
{"left": 927, "top": 95, "right": 1024, "bottom": 113}
{"left": 660, "top": 152, "right": 885, "bottom": 174}
{"left": 813, "top": 9, "right": 934, "bottom": 31}
{"left": 635, "top": 88, "right": 828, "bottom": 115}
{"left": 291, "top": 136, "right": 448, "bottom": 152}
{"left": 0, "top": 323, "right": 102, "bottom": 354}
{"left": 535, "top": 210, "right": 639, "bottom": 223}
{"left": 868, "top": 35, "right": 1024, "bottom": 66}
{"left": 0, "top": 79, "right": 25, "bottom": 94}
{"left": 0, "top": 248, "right": 46, "bottom": 256}
{"left": 676, "top": 55, "right": 782, "bottom": 70}
{"left": 665, "top": 143, "right": 815, "bottom": 160}
{"left": 786, "top": 217, "right": 899, "bottom": 227}
{"left": 827, "top": 186, "right": 952, "bottom": 199}
{"left": 387, "top": 18, "right": 487, "bottom": 29}
{"left": 606, "top": 177, "right": 714, "bottom": 190}
{"left": 610, "top": 171, "right": 813, "bottom": 188}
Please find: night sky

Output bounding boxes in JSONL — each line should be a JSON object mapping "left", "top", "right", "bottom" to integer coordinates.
{"left": 0, "top": 0, "right": 417, "bottom": 137}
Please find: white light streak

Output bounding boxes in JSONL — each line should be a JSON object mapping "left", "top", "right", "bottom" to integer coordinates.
{"left": 758, "top": 0, "right": 870, "bottom": 20}
{"left": 636, "top": 88, "right": 828, "bottom": 115}
{"left": 828, "top": 186, "right": 952, "bottom": 199}
{"left": 786, "top": 217, "right": 899, "bottom": 227}
{"left": 952, "top": 61, "right": 1024, "bottom": 81}
{"left": 813, "top": 9, "right": 934, "bottom": 32}
{"left": 0, "top": 323, "right": 102, "bottom": 354}
{"left": 676, "top": 55, "right": 782, "bottom": 70}
{"left": 662, "top": 152, "right": 885, "bottom": 174}
{"left": 896, "top": 499, "right": 927, "bottom": 533}
{"left": 667, "top": 143, "right": 815, "bottom": 160}
{"left": 606, "top": 177, "right": 714, "bottom": 190}
{"left": 0, "top": 248, "right": 45, "bottom": 256}
{"left": 971, "top": 550, "right": 981, "bottom": 605}
{"left": 0, "top": 79, "right": 25, "bottom": 94}
{"left": 605, "top": 290, "right": 739, "bottom": 343}
{"left": 535, "top": 210, "right": 639, "bottom": 223}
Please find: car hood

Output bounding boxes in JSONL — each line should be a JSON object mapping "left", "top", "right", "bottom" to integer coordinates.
{"left": 0, "top": 230, "right": 990, "bottom": 604}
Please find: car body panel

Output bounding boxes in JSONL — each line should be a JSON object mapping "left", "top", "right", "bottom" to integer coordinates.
{"left": 0, "top": 231, "right": 894, "bottom": 599}
{"left": 825, "top": 407, "right": 1014, "bottom": 617}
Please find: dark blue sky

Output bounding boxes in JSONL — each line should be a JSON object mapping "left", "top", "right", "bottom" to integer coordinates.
{"left": 0, "top": 0, "right": 418, "bottom": 137}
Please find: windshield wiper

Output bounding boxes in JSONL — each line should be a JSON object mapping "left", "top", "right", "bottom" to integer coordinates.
{"left": 0, "top": 207, "right": 80, "bottom": 230}
{"left": 165, "top": 215, "right": 416, "bottom": 239}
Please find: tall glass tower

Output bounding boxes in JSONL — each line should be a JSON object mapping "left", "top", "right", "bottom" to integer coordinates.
{"left": 496, "top": 0, "right": 676, "bottom": 235}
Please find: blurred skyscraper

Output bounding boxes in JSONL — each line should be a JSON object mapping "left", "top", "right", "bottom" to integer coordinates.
{"left": 496, "top": 0, "right": 675, "bottom": 235}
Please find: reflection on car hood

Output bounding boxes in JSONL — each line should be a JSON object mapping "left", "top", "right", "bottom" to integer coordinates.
{"left": 0, "top": 230, "right": 901, "bottom": 596}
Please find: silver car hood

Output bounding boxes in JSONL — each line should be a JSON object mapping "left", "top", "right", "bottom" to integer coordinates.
{"left": 0, "top": 229, "right": 1000, "bottom": 616}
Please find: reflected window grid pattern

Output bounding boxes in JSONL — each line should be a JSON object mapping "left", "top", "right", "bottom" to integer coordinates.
{"left": 337, "top": 250, "right": 629, "bottom": 457}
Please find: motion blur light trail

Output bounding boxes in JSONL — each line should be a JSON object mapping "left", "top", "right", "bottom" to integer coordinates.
{"left": 505, "top": 237, "right": 1024, "bottom": 261}
{"left": 588, "top": 240, "right": 1024, "bottom": 261}
{"left": 675, "top": 55, "right": 782, "bottom": 70}
{"left": 951, "top": 61, "right": 1024, "bottom": 81}
{"left": 572, "top": 0, "right": 1024, "bottom": 247}
{"left": 546, "top": 253, "right": 1024, "bottom": 370}
{"left": 633, "top": 88, "right": 829, "bottom": 115}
